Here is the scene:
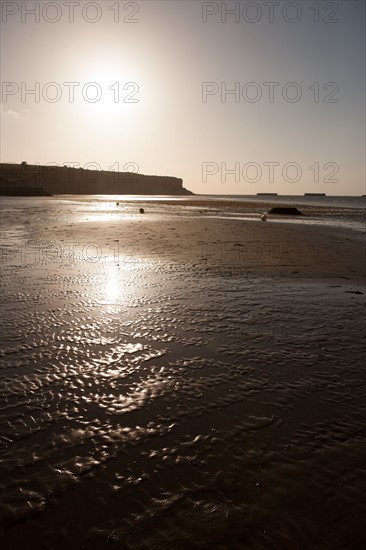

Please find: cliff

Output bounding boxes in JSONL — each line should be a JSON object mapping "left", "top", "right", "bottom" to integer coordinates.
{"left": 0, "top": 185, "right": 52, "bottom": 196}
{"left": 0, "top": 163, "right": 193, "bottom": 196}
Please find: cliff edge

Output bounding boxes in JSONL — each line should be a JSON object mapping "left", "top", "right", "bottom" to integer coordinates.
{"left": 0, "top": 163, "right": 193, "bottom": 196}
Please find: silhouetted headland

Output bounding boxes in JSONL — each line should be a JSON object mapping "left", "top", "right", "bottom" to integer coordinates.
{"left": 0, "top": 162, "right": 193, "bottom": 196}
{"left": 0, "top": 185, "right": 52, "bottom": 196}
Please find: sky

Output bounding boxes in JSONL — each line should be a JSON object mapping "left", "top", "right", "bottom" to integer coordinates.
{"left": 0, "top": 0, "right": 365, "bottom": 195}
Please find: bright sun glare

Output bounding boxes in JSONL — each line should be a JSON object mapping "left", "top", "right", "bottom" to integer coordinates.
{"left": 79, "top": 63, "right": 139, "bottom": 119}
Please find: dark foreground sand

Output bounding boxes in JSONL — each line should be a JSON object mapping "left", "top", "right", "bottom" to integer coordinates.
{"left": 0, "top": 197, "right": 365, "bottom": 549}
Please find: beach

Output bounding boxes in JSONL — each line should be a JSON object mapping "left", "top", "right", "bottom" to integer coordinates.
{"left": 0, "top": 196, "right": 365, "bottom": 549}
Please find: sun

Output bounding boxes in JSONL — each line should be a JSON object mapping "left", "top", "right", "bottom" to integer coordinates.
{"left": 78, "top": 62, "right": 139, "bottom": 118}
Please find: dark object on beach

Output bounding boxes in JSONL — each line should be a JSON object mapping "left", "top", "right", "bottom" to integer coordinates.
{"left": 304, "top": 193, "right": 326, "bottom": 196}
{"left": 139, "top": 208, "right": 145, "bottom": 214}
{"left": 257, "top": 193, "right": 278, "bottom": 196}
{"left": 268, "top": 207, "right": 303, "bottom": 216}
{"left": 116, "top": 202, "right": 119, "bottom": 206}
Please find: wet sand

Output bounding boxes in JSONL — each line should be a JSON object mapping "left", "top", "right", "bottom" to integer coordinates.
{"left": 0, "top": 197, "right": 365, "bottom": 548}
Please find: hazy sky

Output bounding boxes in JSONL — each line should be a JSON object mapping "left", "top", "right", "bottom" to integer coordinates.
{"left": 1, "top": 0, "right": 365, "bottom": 195}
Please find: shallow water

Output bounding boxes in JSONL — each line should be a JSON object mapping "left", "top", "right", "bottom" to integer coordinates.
{"left": 1, "top": 198, "right": 366, "bottom": 549}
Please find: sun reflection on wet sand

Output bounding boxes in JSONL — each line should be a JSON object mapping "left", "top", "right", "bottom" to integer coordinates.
{"left": 103, "top": 265, "right": 123, "bottom": 304}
